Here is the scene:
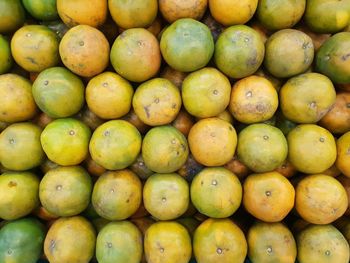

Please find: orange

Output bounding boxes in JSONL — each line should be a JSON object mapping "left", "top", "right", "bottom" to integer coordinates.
{"left": 237, "top": 124, "right": 288, "bottom": 173}
{"left": 335, "top": 131, "right": 350, "bottom": 177}
{"left": 142, "top": 125, "right": 189, "bottom": 173}
{"left": 121, "top": 109, "right": 150, "bottom": 135}
{"left": 0, "top": 74, "right": 37, "bottom": 123}
{"left": 96, "top": 221, "right": 143, "bottom": 263}
{"left": 89, "top": 120, "right": 141, "bottom": 170}
{"left": 0, "top": 171, "right": 39, "bottom": 220}
{"left": 109, "top": 0, "right": 158, "bottom": 29}
{"left": 208, "top": 0, "right": 258, "bottom": 26}
{"left": 11, "top": 25, "right": 59, "bottom": 72}
{"left": 337, "top": 175, "right": 350, "bottom": 216}
{"left": 159, "top": 0, "right": 208, "bottom": 22}
{"left": 297, "top": 224, "right": 349, "bottom": 263}
{"left": 247, "top": 222, "right": 297, "bottom": 263}
{"left": 0, "top": 123, "right": 44, "bottom": 171}
{"left": 44, "top": 216, "right": 96, "bottom": 263}
{"left": 171, "top": 110, "right": 194, "bottom": 137}
{"left": 144, "top": 221, "right": 192, "bottom": 263}
{"left": 32, "top": 67, "right": 85, "bottom": 118}
{"left": 274, "top": 159, "right": 297, "bottom": 178}
{"left": 296, "top": 174, "right": 348, "bottom": 224}
{"left": 243, "top": 172, "right": 295, "bottom": 222}
{"left": 0, "top": 0, "right": 25, "bottom": 33}
{"left": 110, "top": 28, "right": 161, "bottom": 82}
{"left": 129, "top": 154, "right": 153, "bottom": 180}
{"left": 280, "top": 73, "right": 336, "bottom": 123}
{"left": 92, "top": 170, "right": 142, "bottom": 220}
{"left": 193, "top": 218, "right": 247, "bottom": 263}
{"left": 229, "top": 75, "right": 278, "bottom": 124}
{"left": 22, "top": 0, "right": 58, "bottom": 21}
{"left": 143, "top": 173, "right": 189, "bottom": 220}
{"left": 182, "top": 67, "right": 231, "bottom": 118}
{"left": 57, "top": 0, "right": 107, "bottom": 28}
{"left": 319, "top": 92, "right": 350, "bottom": 134}
{"left": 41, "top": 118, "right": 91, "bottom": 166}
{"left": 190, "top": 167, "right": 242, "bottom": 218}
{"left": 132, "top": 78, "right": 181, "bottom": 126}
{"left": 288, "top": 124, "right": 337, "bottom": 174}
{"left": 224, "top": 155, "right": 250, "bottom": 181}
{"left": 160, "top": 66, "right": 188, "bottom": 89}
{"left": 59, "top": 25, "right": 110, "bottom": 77}
{"left": 0, "top": 35, "right": 12, "bottom": 74}
{"left": 86, "top": 72, "right": 134, "bottom": 119}
{"left": 188, "top": 118, "right": 237, "bottom": 166}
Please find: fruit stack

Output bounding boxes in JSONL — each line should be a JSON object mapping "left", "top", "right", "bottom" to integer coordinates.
{"left": 0, "top": 0, "right": 350, "bottom": 263}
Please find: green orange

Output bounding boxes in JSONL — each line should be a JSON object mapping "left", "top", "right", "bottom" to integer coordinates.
{"left": 0, "top": 35, "right": 12, "bottom": 74}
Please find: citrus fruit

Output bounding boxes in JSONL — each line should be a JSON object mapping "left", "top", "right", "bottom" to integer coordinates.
{"left": 243, "top": 172, "right": 295, "bottom": 222}
{"left": 32, "top": 67, "right": 85, "bottom": 118}
{"left": 96, "top": 221, "right": 143, "bottom": 263}
{"left": 296, "top": 174, "right": 348, "bottom": 224}
{"left": 193, "top": 218, "right": 247, "bottom": 263}
{"left": 177, "top": 154, "right": 204, "bottom": 182}
{"left": 0, "top": 73, "right": 37, "bottom": 123}
{"left": 274, "top": 159, "right": 297, "bottom": 178}
{"left": 319, "top": 92, "right": 350, "bottom": 134}
{"left": 208, "top": 0, "right": 258, "bottom": 26}
{"left": 171, "top": 110, "right": 194, "bottom": 137}
{"left": 160, "top": 18, "right": 214, "bottom": 72}
{"left": 142, "top": 125, "right": 189, "bottom": 173}
{"left": 305, "top": 0, "right": 350, "bottom": 33}
{"left": 41, "top": 118, "right": 91, "bottom": 166}
{"left": 264, "top": 29, "right": 314, "bottom": 78}
{"left": 44, "top": 216, "right": 96, "bottom": 263}
{"left": 256, "top": 0, "right": 305, "bottom": 30}
{"left": 247, "top": 222, "right": 297, "bottom": 263}
{"left": 11, "top": 25, "right": 59, "bottom": 72}
{"left": 76, "top": 107, "right": 105, "bottom": 131}
{"left": 336, "top": 131, "right": 350, "bottom": 177}
{"left": 57, "top": 0, "right": 107, "bottom": 28}
{"left": 22, "top": 0, "right": 58, "bottom": 21}
{"left": 130, "top": 154, "right": 153, "bottom": 180}
{"left": 132, "top": 78, "right": 181, "bottom": 126}
{"left": 110, "top": 28, "right": 161, "bottom": 82}
{"left": 188, "top": 118, "right": 237, "bottom": 166}
{"left": 0, "top": 171, "right": 39, "bottom": 220}
{"left": 0, "top": 218, "right": 45, "bottom": 263}
{"left": 143, "top": 173, "right": 189, "bottom": 220}
{"left": 190, "top": 167, "right": 242, "bottom": 218}
{"left": 92, "top": 170, "right": 142, "bottom": 220}
{"left": 144, "top": 221, "right": 192, "bottom": 263}
{"left": 224, "top": 155, "right": 250, "bottom": 180}
{"left": 89, "top": 120, "right": 141, "bottom": 170}
{"left": 297, "top": 224, "right": 350, "bottom": 263}
{"left": 0, "top": 0, "right": 25, "bottom": 33}
{"left": 280, "top": 72, "right": 336, "bottom": 123}
{"left": 160, "top": 66, "right": 188, "bottom": 89}
{"left": 39, "top": 166, "right": 92, "bottom": 217}
{"left": 0, "top": 35, "right": 12, "bottom": 74}
{"left": 0, "top": 123, "right": 44, "bottom": 171}
{"left": 59, "top": 25, "right": 110, "bottom": 77}
{"left": 182, "top": 67, "right": 231, "bottom": 118}
{"left": 229, "top": 75, "right": 278, "bottom": 124}
{"left": 214, "top": 25, "right": 265, "bottom": 79}
{"left": 109, "top": 0, "right": 158, "bottom": 29}
{"left": 316, "top": 32, "right": 350, "bottom": 84}
{"left": 237, "top": 124, "right": 288, "bottom": 173}
{"left": 287, "top": 124, "right": 337, "bottom": 174}
{"left": 159, "top": 0, "right": 208, "bottom": 22}
{"left": 337, "top": 175, "right": 350, "bottom": 216}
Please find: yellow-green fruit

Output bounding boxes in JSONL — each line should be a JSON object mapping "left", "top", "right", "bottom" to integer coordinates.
{"left": 96, "top": 221, "right": 143, "bottom": 263}
{"left": 215, "top": 25, "right": 265, "bottom": 79}
{"left": 0, "top": 35, "right": 12, "bottom": 74}
{"left": 0, "top": 123, "right": 44, "bottom": 171}
{"left": 89, "top": 120, "right": 141, "bottom": 170}
{"left": 92, "top": 170, "right": 142, "bottom": 220}
{"left": 280, "top": 73, "right": 336, "bottom": 123}
{"left": 159, "top": 0, "right": 208, "bottom": 23}
{"left": 248, "top": 222, "right": 297, "bottom": 263}
{"left": 44, "top": 216, "right": 96, "bottom": 263}
{"left": 11, "top": 25, "right": 59, "bottom": 72}
{"left": 22, "top": 0, "right": 58, "bottom": 21}
{"left": 297, "top": 224, "right": 349, "bottom": 263}
{"left": 182, "top": 67, "right": 231, "bottom": 118}
{"left": 336, "top": 131, "right": 350, "bottom": 177}
{"left": 287, "top": 124, "right": 336, "bottom": 174}
{"left": 0, "top": 0, "right": 25, "bottom": 33}
{"left": 190, "top": 167, "right": 242, "bottom": 218}
{"left": 144, "top": 221, "right": 192, "bottom": 263}
{"left": 41, "top": 118, "right": 91, "bottom": 166}
{"left": 39, "top": 166, "right": 92, "bottom": 217}
{"left": 0, "top": 74, "right": 37, "bottom": 123}
{"left": 264, "top": 29, "right": 314, "bottom": 78}
{"left": 143, "top": 173, "right": 189, "bottom": 220}
{"left": 0, "top": 172, "right": 39, "bottom": 220}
